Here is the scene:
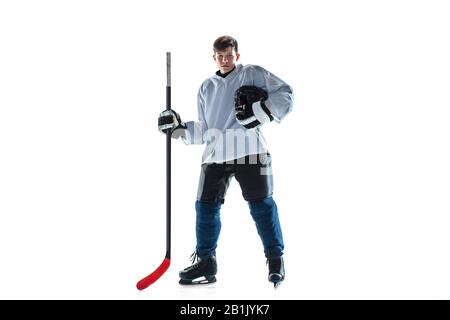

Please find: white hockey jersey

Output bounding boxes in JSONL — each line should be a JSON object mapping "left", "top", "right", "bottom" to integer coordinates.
{"left": 183, "top": 63, "right": 293, "bottom": 163}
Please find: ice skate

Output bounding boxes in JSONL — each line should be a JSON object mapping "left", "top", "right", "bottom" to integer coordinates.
{"left": 179, "top": 253, "right": 217, "bottom": 285}
{"left": 267, "top": 257, "right": 284, "bottom": 288}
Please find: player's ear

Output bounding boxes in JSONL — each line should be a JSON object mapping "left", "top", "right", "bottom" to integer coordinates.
{"left": 236, "top": 53, "right": 240, "bottom": 61}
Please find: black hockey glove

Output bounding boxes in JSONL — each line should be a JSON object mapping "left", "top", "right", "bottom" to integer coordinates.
{"left": 234, "top": 85, "right": 274, "bottom": 129}
{"left": 158, "top": 109, "right": 187, "bottom": 139}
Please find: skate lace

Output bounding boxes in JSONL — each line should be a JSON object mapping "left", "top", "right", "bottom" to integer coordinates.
{"left": 190, "top": 251, "right": 199, "bottom": 264}
{"left": 185, "top": 252, "right": 201, "bottom": 271}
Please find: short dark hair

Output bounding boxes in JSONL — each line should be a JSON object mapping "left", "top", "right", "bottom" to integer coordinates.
{"left": 213, "top": 35, "right": 238, "bottom": 53}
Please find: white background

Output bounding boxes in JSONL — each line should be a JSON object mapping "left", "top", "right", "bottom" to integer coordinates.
{"left": 1, "top": 0, "right": 449, "bottom": 300}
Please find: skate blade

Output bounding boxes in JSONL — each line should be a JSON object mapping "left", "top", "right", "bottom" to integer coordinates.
{"left": 179, "top": 276, "right": 217, "bottom": 286}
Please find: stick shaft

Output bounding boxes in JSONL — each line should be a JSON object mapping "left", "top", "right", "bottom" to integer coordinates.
{"left": 165, "top": 52, "right": 171, "bottom": 259}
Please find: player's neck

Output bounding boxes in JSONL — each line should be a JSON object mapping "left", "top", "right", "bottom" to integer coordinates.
{"left": 216, "top": 66, "right": 236, "bottom": 78}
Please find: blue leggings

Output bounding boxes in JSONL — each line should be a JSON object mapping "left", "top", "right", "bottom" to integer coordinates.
{"left": 195, "top": 196, "right": 284, "bottom": 260}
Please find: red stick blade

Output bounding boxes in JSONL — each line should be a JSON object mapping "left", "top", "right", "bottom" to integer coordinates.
{"left": 136, "top": 258, "right": 170, "bottom": 290}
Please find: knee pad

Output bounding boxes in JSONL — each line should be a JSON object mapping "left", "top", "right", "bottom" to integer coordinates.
{"left": 248, "top": 196, "right": 277, "bottom": 215}
{"left": 195, "top": 200, "right": 221, "bottom": 216}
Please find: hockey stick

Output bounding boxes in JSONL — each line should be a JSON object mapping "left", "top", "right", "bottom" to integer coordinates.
{"left": 136, "top": 52, "right": 172, "bottom": 290}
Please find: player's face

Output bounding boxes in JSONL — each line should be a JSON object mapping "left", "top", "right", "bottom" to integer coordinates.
{"left": 213, "top": 47, "right": 240, "bottom": 74}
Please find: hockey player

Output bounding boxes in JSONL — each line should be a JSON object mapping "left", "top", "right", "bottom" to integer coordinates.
{"left": 158, "top": 35, "right": 293, "bottom": 288}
